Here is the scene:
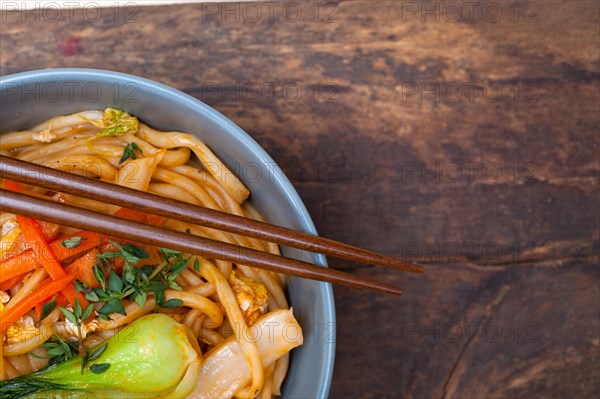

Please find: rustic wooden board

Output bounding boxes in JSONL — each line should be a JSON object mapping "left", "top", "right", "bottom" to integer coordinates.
{"left": 1, "top": 1, "right": 598, "bottom": 397}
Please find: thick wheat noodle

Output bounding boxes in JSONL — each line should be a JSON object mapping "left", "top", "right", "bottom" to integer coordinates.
{"left": 16, "top": 132, "right": 97, "bottom": 161}
{"left": 4, "top": 269, "right": 48, "bottom": 311}
{"left": 242, "top": 203, "right": 286, "bottom": 285}
{"left": 138, "top": 124, "right": 249, "bottom": 203}
{"left": 153, "top": 167, "right": 221, "bottom": 210}
{"left": 192, "top": 314, "right": 206, "bottom": 339}
{"left": 189, "top": 282, "right": 216, "bottom": 297}
{"left": 199, "top": 260, "right": 264, "bottom": 398}
{"left": 164, "top": 219, "right": 235, "bottom": 277}
{"left": 96, "top": 299, "right": 156, "bottom": 331}
{"left": 164, "top": 290, "right": 224, "bottom": 327}
{"left": 258, "top": 364, "right": 275, "bottom": 399}
{"left": 42, "top": 155, "right": 117, "bottom": 181}
{"left": 183, "top": 309, "right": 203, "bottom": 328}
{"left": 180, "top": 268, "right": 205, "bottom": 287}
{"left": 3, "top": 358, "right": 19, "bottom": 379}
{"left": 27, "top": 347, "right": 48, "bottom": 372}
{"left": 170, "top": 164, "right": 245, "bottom": 217}
{"left": 7, "top": 354, "right": 32, "bottom": 375}
{"left": 271, "top": 354, "right": 290, "bottom": 396}
{"left": 2, "top": 321, "right": 55, "bottom": 356}
{"left": 0, "top": 110, "right": 102, "bottom": 150}
{"left": 200, "top": 324, "right": 224, "bottom": 346}
{"left": 148, "top": 183, "right": 202, "bottom": 205}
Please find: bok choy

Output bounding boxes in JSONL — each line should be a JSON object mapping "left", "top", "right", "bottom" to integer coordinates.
{"left": 0, "top": 314, "right": 201, "bottom": 398}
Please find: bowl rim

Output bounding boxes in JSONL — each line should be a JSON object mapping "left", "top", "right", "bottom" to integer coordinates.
{"left": 0, "top": 68, "right": 336, "bottom": 398}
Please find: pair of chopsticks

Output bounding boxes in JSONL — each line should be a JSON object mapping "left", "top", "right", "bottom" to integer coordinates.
{"left": 0, "top": 155, "right": 423, "bottom": 295}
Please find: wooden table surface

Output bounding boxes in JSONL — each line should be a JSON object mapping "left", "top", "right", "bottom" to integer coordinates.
{"left": 1, "top": 1, "right": 598, "bottom": 397}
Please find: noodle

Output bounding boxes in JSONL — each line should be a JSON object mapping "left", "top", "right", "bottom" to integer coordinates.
{"left": 0, "top": 109, "right": 300, "bottom": 398}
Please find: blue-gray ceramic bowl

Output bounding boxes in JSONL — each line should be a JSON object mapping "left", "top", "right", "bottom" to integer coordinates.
{"left": 0, "top": 68, "right": 335, "bottom": 398}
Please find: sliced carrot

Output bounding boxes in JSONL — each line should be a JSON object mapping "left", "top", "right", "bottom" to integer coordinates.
{"left": 35, "top": 292, "right": 70, "bottom": 319}
{"left": 114, "top": 207, "right": 167, "bottom": 227}
{"left": 0, "top": 273, "right": 75, "bottom": 333}
{"left": 65, "top": 249, "right": 100, "bottom": 288}
{"left": 0, "top": 274, "right": 24, "bottom": 291}
{"left": 16, "top": 216, "right": 65, "bottom": 280}
{"left": 114, "top": 207, "right": 146, "bottom": 222}
{"left": 1, "top": 221, "right": 61, "bottom": 261}
{"left": 62, "top": 285, "right": 90, "bottom": 311}
{"left": 2, "top": 179, "right": 22, "bottom": 192}
{"left": 0, "top": 231, "right": 102, "bottom": 283}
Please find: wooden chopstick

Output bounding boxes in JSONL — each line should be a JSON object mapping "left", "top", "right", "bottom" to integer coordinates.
{"left": 0, "top": 188, "right": 403, "bottom": 296}
{"left": 0, "top": 155, "right": 423, "bottom": 273}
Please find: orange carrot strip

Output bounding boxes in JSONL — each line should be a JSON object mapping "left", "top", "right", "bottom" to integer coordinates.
{"left": 1, "top": 273, "right": 75, "bottom": 333}
{"left": 0, "top": 274, "right": 24, "bottom": 291}
{"left": 15, "top": 216, "right": 65, "bottom": 280}
{"left": 2, "top": 179, "right": 22, "bottom": 192}
{"left": 65, "top": 249, "right": 100, "bottom": 288}
{"left": 62, "top": 284, "right": 89, "bottom": 311}
{"left": 0, "top": 231, "right": 102, "bottom": 283}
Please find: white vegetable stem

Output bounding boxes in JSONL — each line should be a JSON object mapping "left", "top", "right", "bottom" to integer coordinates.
{"left": 191, "top": 309, "right": 303, "bottom": 399}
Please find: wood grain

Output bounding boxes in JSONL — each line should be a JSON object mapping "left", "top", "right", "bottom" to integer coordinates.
{"left": 1, "top": 1, "right": 598, "bottom": 397}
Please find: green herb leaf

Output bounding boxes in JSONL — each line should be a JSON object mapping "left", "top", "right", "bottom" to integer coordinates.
{"left": 58, "top": 307, "right": 77, "bottom": 324}
{"left": 98, "top": 298, "right": 126, "bottom": 316}
{"left": 61, "top": 236, "right": 86, "bottom": 249}
{"left": 74, "top": 298, "right": 83, "bottom": 320}
{"left": 161, "top": 299, "right": 183, "bottom": 309}
{"left": 40, "top": 294, "right": 57, "bottom": 321}
{"left": 193, "top": 257, "right": 200, "bottom": 272}
{"left": 93, "top": 265, "right": 106, "bottom": 290}
{"left": 119, "top": 142, "right": 143, "bottom": 164}
{"left": 108, "top": 270, "right": 124, "bottom": 293}
{"left": 90, "top": 363, "right": 111, "bottom": 374}
{"left": 88, "top": 343, "right": 107, "bottom": 362}
{"left": 41, "top": 336, "right": 78, "bottom": 366}
{"left": 97, "top": 313, "right": 111, "bottom": 321}
{"left": 169, "top": 259, "right": 189, "bottom": 280}
{"left": 81, "top": 303, "right": 95, "bottom": 321}
{"left": 134, "top": 291, "right": 147, "bottom": 308}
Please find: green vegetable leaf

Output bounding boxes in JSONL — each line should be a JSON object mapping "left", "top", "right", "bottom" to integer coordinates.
{"left": 93, "top": 265, "right": 106, "bottom": 290}
{"left": 134, "top": 291, "right": 147, "bottom": 308}
{"left": 39, "top": 294, "right": 57, "bottom": 322}
{"left": 98, "top": 108, "right": 139, "bottom": 137}
{"left": 98, "top": 298, "right": 125, "bottom": 316}
{"left": 58, "top": 307, "right": 77, "bottom": 324}
{"left": 193, "top": 257, "right": 200, "bottom": 272}
{"left": 161, "top": 299, "right": 183, "bottom": 309}
{"left": 61, "top": 236, "right": 86, "bottom": 249}
{"left": 90, "top": 363, "right": 111, "bottom": 374}
{"left": 88, "top": 343, "right": 107, "bottom": 362}
{"left": 40, "top": 336, "right": 78, "bottom": 366}
{"left": 108, "top": 270, "right": 124, "bottom": 293}
{"left": 73, "top": 298, "right": 83, "bottom": 320}
{"left": 81, "top": 303, "right": 95, "bottom": 321}
{"left": 119, "top": 142, "right": 143, "bottom": 164}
